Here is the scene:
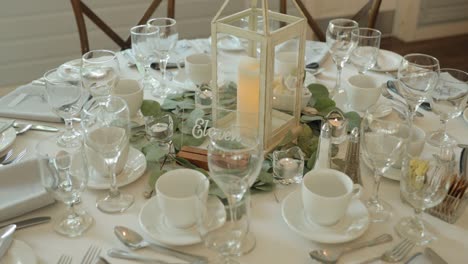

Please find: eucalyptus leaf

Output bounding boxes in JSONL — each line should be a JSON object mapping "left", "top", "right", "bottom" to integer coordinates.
{"left": 344, "top": 111, "right": 361, "bottom": 131}
{"left": 142, "top": 143, "right": 167, "bottom": 162}
{"left": 161, "top": 99, "right": 179, "bottom": 110}
{"left": 148, "top": 167, "right": 166, "bottom": 190}
{"left": 141, "top": 100, "right": 162, "bottom": 117}
{"left": 307, "top": 83, "right": 329, "bottom": 99}
{"left": 301, "top": 115, "right": 324, "bottom": 123}
{"left": 314, "top": 98, "right": 336, "bottom": 112}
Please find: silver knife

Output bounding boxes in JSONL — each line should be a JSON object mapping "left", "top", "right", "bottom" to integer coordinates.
{"left": 425, "top": 247, "right": 448, "bottom": 264}
{"left": 13, "top": 123, "right": 59, "bottom": 132}
{"left": 0, "top": 216, "right": 51, "bottom": 230}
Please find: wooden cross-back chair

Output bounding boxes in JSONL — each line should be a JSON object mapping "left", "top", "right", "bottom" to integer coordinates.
{"left": 280, "top": 0, "right": 382, "bottom": 42}
{"left": 70, "top": 0, "right": 176, "bottom": 54}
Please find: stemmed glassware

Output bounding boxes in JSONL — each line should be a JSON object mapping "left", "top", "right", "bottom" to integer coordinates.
{"left": 207, "top": 126, "right": 263, "bottom": 257}
{"left": 350, "top": 28, "right": 381, "bottom": 74}
{"left": 427, "top": 68, "right": 468, "bottom": 146}
{"left": 326, "top": 18, "right": 358, "bottom": 97}
{"left": 361, "top": 103, "right": 411, "bottom": 222}
{"left": 36, "top": 135, "right": 93, "bottom": 237}
{"left": 397, "top": 53, "right": 440, "bottom": 121}
{"left": 147, "top": 17, "right": 179, "bottom": 98}
{"left": 396, "top": 142, "right": 456, "bottom": 244}
{"left": 130, "top": 24, "right": 160, "bottom": 91}
{"left": 81, "top": 50, "right": 120, "bottom": 97}
{"left": 44, "top": 68, "right": 86, "bottom": 148}
{"left": 81, "top": 96, "right": 133, "bottom": 213}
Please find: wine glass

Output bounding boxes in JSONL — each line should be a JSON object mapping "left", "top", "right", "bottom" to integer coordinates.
{"left": 44, "top": 68, "right": 86, "bottom": 148}
{"left": 361, "top": 102, "right": 411, "bottom": 222}
{"left": 130, "top": 24, "right": 160, "bottom": 91}
{"left": 326, "top": 18, "right": 358, "bottom": 97}
{"left": 81, "top": 50, "right": 120, "bottom": 97}
{"left": 350, "top": 28, "right": 381, "bottom": 74}
{"left": 36, "top": 135, "right": 93, "bottom": 237}
{"left": 195, "top": 177, "right": 251, "bottom": 264}
{"left": 207, "top": 126, "right": 263, "bottom": 255}
{"left": 397, "top": 53, "right": 440, "bottom": 121}
{"left": 81, "top": 96, "right": 133, "bottom": 213}
{"left": 147, "top": 17, "right": 179, "bottom": 98}
{"left": 427, "top": 68, "right": 468, "bottom": 146}
{"left": 396, "top": 142, "right": 456, "bottom": 244}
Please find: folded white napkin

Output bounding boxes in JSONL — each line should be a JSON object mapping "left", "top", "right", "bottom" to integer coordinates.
{"left": 0, "top": 84, "right": 62, "bottom": 123}
{"left": 0, "top": 159, "right": 55, "bottom": 222}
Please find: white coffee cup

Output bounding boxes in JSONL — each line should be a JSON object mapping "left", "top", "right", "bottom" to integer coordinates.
{"left": 112, "top": 79, "right": 143, "bottom": 117}
{"left": 302, "top": 169, "right": 361, "bottom": 226}
{"left": 346, "top": 75, "right": 381, "bottom": 112}
{"left": 155, "top": 169, "right": 209, "bottom": 229}
{"left": 275, "top": 51, "right": 298, "bottom": 76}
{"left": 185, "top": 53, "right": 211, "bottom": 86}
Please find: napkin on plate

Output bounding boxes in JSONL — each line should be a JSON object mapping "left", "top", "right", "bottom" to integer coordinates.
{"left": 0, "top": 159, "right": 55, "bottom": 222}
{"left": 0, "top": 84, "right": 62, "bottom": 123}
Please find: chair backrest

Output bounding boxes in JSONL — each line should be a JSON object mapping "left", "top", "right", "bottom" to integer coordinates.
{"left": 281, "top": 0, "right": 382, "bottom": 42}
{"left": 70, "top": 0, "right": 176, "bottom": 54}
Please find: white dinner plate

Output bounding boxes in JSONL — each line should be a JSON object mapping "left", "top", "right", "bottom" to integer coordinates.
{"left": 0, "top": 240, "right": 37, "bottom": 264}
{"left": 371, "top": 49, "right": 403, "bottom": 72}
{"left": 463, "top": 108, "right": 468, "bottom": 123}
{"left": 139, "top": 196, "right": 198, "bottom": 246}
{"left": 281, "top": 190, "right": 369, "bottom": 244}
{"left": 87, "top": 147, "right": 147, "bottom": 189}
{"left": 0, "top": 127, "right": 16, "bottom": 156}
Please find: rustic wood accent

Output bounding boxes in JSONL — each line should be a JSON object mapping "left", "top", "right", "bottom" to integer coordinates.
{"left": 280, "top": 0, "right": 382, "bottom": 42}
{"left": 70, "top": 0, "right": 176, "bottom": 55}
{"left": 176, "top": 146, "right": 209, "bottom": 170}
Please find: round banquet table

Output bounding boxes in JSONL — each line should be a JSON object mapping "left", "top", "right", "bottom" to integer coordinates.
{"left": 1, "top": 40, "right": 468, "bottom": 264}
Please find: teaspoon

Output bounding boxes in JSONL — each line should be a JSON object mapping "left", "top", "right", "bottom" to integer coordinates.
{"left": 114, "top": 226, "right": 207, "bottom": 263}
{"left": 309, "top": 234, "right": 393, "bottom": 264}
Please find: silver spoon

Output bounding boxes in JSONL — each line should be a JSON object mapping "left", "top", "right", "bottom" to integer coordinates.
{"left": 114, "top": 226, "right": 207, "bottom": 263}
{"left": 108, "top": 248, "right": 185, "bottom": 264}
{"left": 14, "top": 123, "right": 32, "bottom": 135}
{"left": 0, "top": 224, "right": 16, "bottom": 258}
{"left": 309, "top": 234, "right": 393, "bottom": 264}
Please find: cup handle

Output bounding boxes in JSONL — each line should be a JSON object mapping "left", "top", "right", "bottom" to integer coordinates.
{"left": 352, "top": 184, "right": 362, "bottom": 199}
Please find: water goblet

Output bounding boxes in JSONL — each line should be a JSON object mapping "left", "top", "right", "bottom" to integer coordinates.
{"left": 361, "top": 102, "right": 411, "bottom": 222}
{"left": 130, "top": 24, "right": 160, "bottom": 91}
{"left": 81, "top": 50, "right": 120, "bottom": 97}
{"left": 397, "top": 53, "right": 440, "bottom": 121}
{"left": 207, "top": 126, "right": 263, "bottom": 255}
{"left": 326, "top": 18, "right": 358, "bottom": 97}
{"left": 44, "top": 68, "right": 86, "bottom": 148}
{"left": 195, "top": 177, "right": 251, "bottom": 264}
{"left": 81, "top": 96, "right": 133, "bottom": 213}
{"left": 350, "top": 28, "right": 381, "bottom": 74}
{"left": 427, "top": 68, "right": 468, "bottom": 146}
{"left": 147, "top": 17, "right": 179, "bottom": 98}
{"left": 396, "top": 142, "right": 457, "bottom": 244}
{"left": 36, "top": 135, "right": 93, "bottom": 237}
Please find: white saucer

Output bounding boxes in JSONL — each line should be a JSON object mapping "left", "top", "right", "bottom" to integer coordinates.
{"left": 0, "top": 127, "right": 16, "bottom": 156}
{"left": 87, "top": 147, "right": 147, "bottom": 189}
{"left": 281, "top": 190, "right": 369, "bottom": 244}
{"left": 463, "top": 108, "right": 468, "bottom": 123}
{"left": 139, "top": 195, "right": 201, "bottom": 246}
{"left": 0, "top": 239, "right": 37, "bottom": 264}
{"left": 372, "top": 49, "right": 403, "bottom": 72}
{"left": 362, "top": 155, "right": 401, "bottom": 181}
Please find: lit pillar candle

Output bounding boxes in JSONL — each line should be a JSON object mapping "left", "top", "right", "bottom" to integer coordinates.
{"left": 237, "top": 56, "right": 260, "bottom": 129}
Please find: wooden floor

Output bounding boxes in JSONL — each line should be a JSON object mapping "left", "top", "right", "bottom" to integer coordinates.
{"left": 380, "top": 34, "right": 468, "bottom": 72}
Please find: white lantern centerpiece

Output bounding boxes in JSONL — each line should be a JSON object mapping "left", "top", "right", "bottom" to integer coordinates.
{"left": 211, "top": 0, "right": 307, "bottom": 152}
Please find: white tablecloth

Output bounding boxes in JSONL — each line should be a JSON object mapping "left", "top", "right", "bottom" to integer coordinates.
{"left": 1, "top": 41, "right": 468, "bottom": 264}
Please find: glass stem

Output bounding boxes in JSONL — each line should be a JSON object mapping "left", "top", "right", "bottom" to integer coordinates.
{"left": 371, "top": 168, "right": 383, "bottom": 204}
{"left": 412, "top": 207, "right": 425, "bottom": 233}
{"left": 441, "top": 118, "right": 448, "bottom": 139}
{"left": 334, "top": 64, "right": 343, "bottom": 96}
{"left": 63, "top": 118, "right": 74, "bottom": 138}
{"left": 106, "top": 160, "right": 120, "bottom": 197}
{"left": 159, "top": 57, "right": 169, "bottom": 91}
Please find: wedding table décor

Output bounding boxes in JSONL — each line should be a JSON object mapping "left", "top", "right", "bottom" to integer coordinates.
{"left": 211, "top": 0, "right": 307, "bottom": 152}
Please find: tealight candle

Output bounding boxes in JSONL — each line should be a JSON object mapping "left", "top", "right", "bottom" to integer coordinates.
{"left": 149, "top": 123, "right": 169, "bottom": 140}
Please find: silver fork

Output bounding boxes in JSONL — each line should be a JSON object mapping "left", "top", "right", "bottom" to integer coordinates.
{"left": 360, "top": 238, "right": 415, "bottom": 263}
{"left": 57, "top": 254, "right": 72, "bottom": 264}
{"left": 0, "top": 149, "right": 27, "bottom": 166}
{"left": 0, "top": 149, "right": 13, "bottom": 163}
{"left": 81, "top": 245, "right": 101, "bottom": 264}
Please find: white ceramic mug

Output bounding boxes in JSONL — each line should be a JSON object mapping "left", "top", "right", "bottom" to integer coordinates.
{"left": 346, "top": 75, "right": 381, "bottom": 112}
{"left": 112, "top": 79, "right": 143, "bottom": 117}
{"left": 155, "top": 169, "right": 209, "bottom": 229}
{"left": 302, "top": 169, "right": 361, "bottom": 226}
{"left": 185, "top": 53, "right": 211, "bottom": 86}
{"left": 275, "top": 51, "right": 298, "bottom": 76}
